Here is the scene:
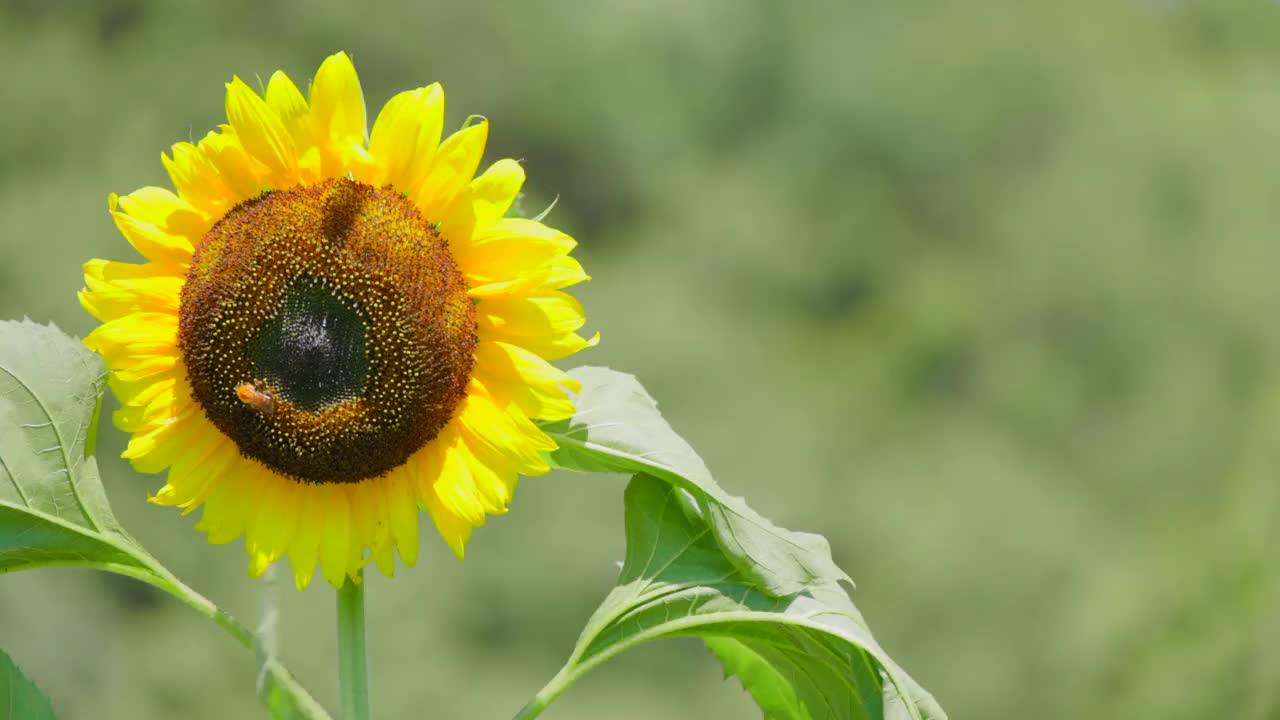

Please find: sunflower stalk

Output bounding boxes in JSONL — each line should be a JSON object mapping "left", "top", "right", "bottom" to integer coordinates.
{"left": 337, "top": 570, "right": 371, "bottom": 720}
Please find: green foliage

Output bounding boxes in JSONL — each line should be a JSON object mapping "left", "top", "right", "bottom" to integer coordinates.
{"left": 705, "top": 638, "right": 809, "bottom": 720}
{"left": 0, "top": 321, "right": 945, "bottom": 719}
{"left": 541, "top": 367, "right": 849, "bottom": 597}
{"left": 0, "top": 319, "right": 158, "bottom": 580}
{"left": 528, "top": 368, "right": 942, "bottom": 719}
{"left": 0, "top": 647, "right": 56, "bottom": 720}
{"left": 4, "top": 3, "right": 1279, "bottom": 717}
{"left": 0, "top": 320, "right": 329, "bottom": 720}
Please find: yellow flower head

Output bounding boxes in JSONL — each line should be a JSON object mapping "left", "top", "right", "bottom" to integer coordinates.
{"left": 80, "top": 52, "right": 596, "bottom": 589}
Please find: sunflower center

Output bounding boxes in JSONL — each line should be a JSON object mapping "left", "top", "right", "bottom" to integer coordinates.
{"left": 179, "top": 178, "right": 477, "bottom": 484}
{"left": 246, "top": 280, "right": 370, "bottom": 412}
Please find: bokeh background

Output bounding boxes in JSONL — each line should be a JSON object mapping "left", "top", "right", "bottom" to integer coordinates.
{"left": 3, "top": 0, "right": 1280, "bottom": 717}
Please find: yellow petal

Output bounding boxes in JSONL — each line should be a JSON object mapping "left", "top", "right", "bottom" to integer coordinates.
{"left": 453, "top": 218, "right": 575, "bottom": 284}
{"left": 346, "top": 510, "right": 366, "bottom": 580}
{"left": 476, "top": 292, "right": 586, "bottom": 338}
{"left": 414, "top": 120, "right": 488, "bottom": 221}
{"left": 433, "top": 436, "right": 489, "bottom": 525}
{"left": 83, "top": 257, "right": 178, "bottom": 286}
{"left": 155, "top": 424, "right": 216, "bottom": 483}
{"left": 368, "top": 84, "right": 444, "bottom": 192}
{"left": 455, "top": 436, "right": 516, "bottom": 514}
{"left": 422, "top": 489, "right": 474, "bottom": 561}
{"left": 178, "top": 441, "right": 239, "bottom": 515}
{"left": 329, "top": 136, "right": 378, "bottom": 180}
{"left": 405, "top": 432, "right": 446, "bottom": 503}
{"left": 84, "top": 311, "right": 177, "bottom": 356}
{"left": 121, "top": 408, "right": 198, "bottom": 473}
{"left": 289, "top": 489, "right": 324, "bottom": 590}
{"left": 475, "top": 292, "right": 595, "bottom": 360}
{"left": 225, "top": 76, "right": 297, "bottom": 179}
{"left": 128, "top": 375, "right": 189, "bottom": 426}
{"left": 200, "top": 129, "right": 266, "bottom": 200}
{"left": 319, "top": 487, "right": 354, "bottom": 588}
{"left": 195, "top": 469, "right": 253, "bottom": 544}
{"left": 84, "top": 264, "right": 182, "bottom": 301}
{"left": 265, "top": 70, "right": 313, "bottom": 151}
{"left": 454, "top": 391, "right": 552, "bottom": 475}
{"left": 366, "top": 484, "right": 394, "bottom": 573}
{"left": 349, "top": 476, "right": 389, "bottom": 564}
{"left": 371, "top": 541, "right": 396, "bottom": 578}
{"left": 473, "top": 340, "right": 579, "bottom": 421}
{"left": 310, "top": 51, "right": 367, "bottom": 147}
{"left": 386, "top": 469, "right": 419, "bottom": 567}
{"left": 111, "top": 355, "right": 178, "bottom": 384}
{"left": 469, "top": 159, "right": 525, "bottom": 229}
{"left": 115, "top": 186, "right": 211, "bottom": 239}
{"left": 81, "top": 279, "right": 183, "bottom": 318}
{"left": 109, "top": 194, "right": 194, "bottom": 267}
{"left": 108, "top": 372, "right": 176, "bottom": 409}
{"left": 466, "top": 271, "right": 554, "bottom": 300}
{"left": 500, "top": 331, "right": 599, "bottom": 362}
{"left": 151, "top": 431, "right": 231, "bottom": 510}
{"left": 247, "top": 473, "right": 301, "bottom": 578}
{"left": 162, "top": 141, "right": 231, "bottom": 215}
{"left": 544, "top": 254, "right": 591, "bottom": 290}
{"left": 80, "top": 260, "right": 184, "bottom": 320}
{"left": 438, "top": 186, "right": 477, "bottom": 252}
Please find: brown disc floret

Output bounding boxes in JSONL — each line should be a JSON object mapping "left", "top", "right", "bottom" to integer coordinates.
{"left": 179, "top": 178, "right": 476, "bottom": 484}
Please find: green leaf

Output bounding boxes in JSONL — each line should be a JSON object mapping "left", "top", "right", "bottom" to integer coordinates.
{"left": 0, "top": 646, "right": 56, "bottom": 720}
{"left": 541, "top": 366, "right": 848, "bottom": 598}
{"left": 0, "top": 320, "right": 332, "bottom": 720}
{"left": 705, "top": 637, "right": 811, "bottom": 720}
{"left": 521, "top": 368, "right": 945, "bottom": 720}
{"left": 0, "top": 319, "right": 158, "bottom": 580}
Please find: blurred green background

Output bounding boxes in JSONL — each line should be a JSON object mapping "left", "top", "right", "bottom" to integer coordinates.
{"left": 3, "top": 0, "right": 1280, "bottom": 717}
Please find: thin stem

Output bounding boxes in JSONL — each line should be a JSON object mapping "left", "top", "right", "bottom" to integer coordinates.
{"left": 511, "top": 664, "right": 590, "bottom": 720}
{"left": 129, "top": 560, "right": 256, "bottom": 649}
{"left": 512, "top": 688, "right": 554, "bottom": 720}
{"left": 69, "top": 545, "right": 330, "bottom": 717}
{"left": 337, "top": 570, "right": 370, "bottom": 720}
{"left": 512, "top": 700, "right": 544, "bottom": 720}
{"left": 514, "top": 672, "right": 562, "bottom": 720}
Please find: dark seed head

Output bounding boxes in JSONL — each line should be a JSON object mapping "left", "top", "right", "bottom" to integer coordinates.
{"left": 179, "top": 178, "right": 476, "bottom": 484}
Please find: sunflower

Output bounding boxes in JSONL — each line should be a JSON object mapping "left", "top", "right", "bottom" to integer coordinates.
{"left": 80, "top": 52, "right": 595, "bottom": 590}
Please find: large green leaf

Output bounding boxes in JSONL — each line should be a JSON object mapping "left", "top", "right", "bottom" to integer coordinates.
{"left": 0, "top": 646, "right": 56, "bottom": 720}
{"left": 704, "top": 637, "right": 811, "bottom": 720}
{"left": 540, "top": 366, "right": 848, "bottom": 598}
{"left": 0, "top": 320, "right": 330, "bottom": 720}
{"left": 0, "top": 319, "right": 154, "bottom": 578}
{"left": 522, "top": 367, "right": 944, "bottom": 720}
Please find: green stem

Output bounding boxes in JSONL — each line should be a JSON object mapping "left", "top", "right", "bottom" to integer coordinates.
{"left": 132, "top": 561, "right": 256, "bottom": 650}
{"left": 512, "top": 647, "right": 604, "bottom": 720}
{"left": 512, "top": 685, "right": 556, "bottom": 720}
{"left": 122, "top": 557, "right": 331, "bottom": 719}
{"left": 512, "top": 662, "right": 600, "bottom": 720}
{"left": 512, "top": 591, "right": 685, "bottom": 720}
{"left": 337, "top": 569, "right": 370, "bottom": 720}
{"left": 512, "top": 699, "right": 544, "bottom": 719}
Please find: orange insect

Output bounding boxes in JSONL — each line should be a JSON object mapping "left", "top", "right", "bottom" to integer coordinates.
{"left": 236, "top": 382, "right": 276, "bottom": 416}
